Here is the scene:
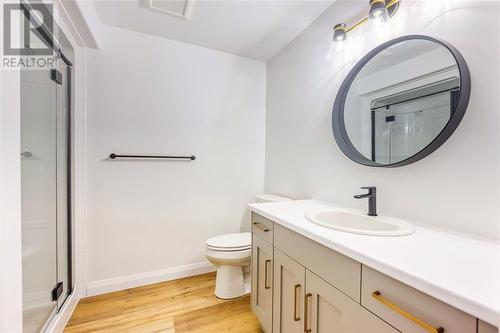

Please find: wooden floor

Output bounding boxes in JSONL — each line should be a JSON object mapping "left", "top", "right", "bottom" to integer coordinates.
{"left": 65, "top": 273, "right": 261, "bottom": 333}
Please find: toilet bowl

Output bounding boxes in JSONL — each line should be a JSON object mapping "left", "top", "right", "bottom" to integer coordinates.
{"left": 206, "top": 232, "right": 252, "bottom": 299}
{"left": 206, "top": 194, "right": 291, "bottom": 299}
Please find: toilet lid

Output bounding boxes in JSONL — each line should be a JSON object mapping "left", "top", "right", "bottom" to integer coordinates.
{"left": 206, "top": 232, "right": 251, "bottom": 251}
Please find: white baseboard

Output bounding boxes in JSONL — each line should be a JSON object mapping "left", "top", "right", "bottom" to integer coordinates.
{"left": 44, "top": 286, "right": 80, "bottom": 333}
{"left": 86, "top": 261, "right": 216, "bottom": 297}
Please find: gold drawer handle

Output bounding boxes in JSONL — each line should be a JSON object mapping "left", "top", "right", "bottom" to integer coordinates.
{"left": 372, "top": 291, "right": 444, "bottom": 333}
{"left": 304, "top": 293, "right": 312, "bottom": 333}
{"left": 294, "top": 284, "right": 301, "bottom": 321}
{"left": 264, "top": 260, "right": 271, "bottom": 289}
{"left": 253, "top": 222, "right": 270, "bottom": 232}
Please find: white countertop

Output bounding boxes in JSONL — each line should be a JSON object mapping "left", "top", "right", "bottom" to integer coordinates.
{"left": 248, "top": 199, "right": 500, "bottom": 327}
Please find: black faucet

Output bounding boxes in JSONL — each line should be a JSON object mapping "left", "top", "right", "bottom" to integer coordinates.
{"left": 354, "top": 186, "right": 377, "bottom": 216}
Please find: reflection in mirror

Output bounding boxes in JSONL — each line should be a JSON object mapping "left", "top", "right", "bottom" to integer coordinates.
{"left": 343, "top": 39, "right": 461, "bottom": 165}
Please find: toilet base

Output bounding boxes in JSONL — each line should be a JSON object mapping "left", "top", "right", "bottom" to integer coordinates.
{"left": 214, "top": 266, "right": 250, "bottom": 299}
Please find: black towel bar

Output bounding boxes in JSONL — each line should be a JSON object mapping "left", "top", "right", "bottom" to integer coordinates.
{"left": 109, "top": 153, "right": 195, "bottom": 160}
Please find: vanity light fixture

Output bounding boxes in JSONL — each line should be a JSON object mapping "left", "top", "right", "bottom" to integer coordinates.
{"left": 369, "top": 0, "right": 389, "bottom": 22}
{"left": 333, "top": 0, "right": 400, "bottom": 42}
{"left": 333, "top": 23, "right": 347, "bottom": 42}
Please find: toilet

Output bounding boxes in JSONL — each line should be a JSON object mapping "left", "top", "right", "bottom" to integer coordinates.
{"left": 206, "top": 194, "right": 291, "bottom": 299}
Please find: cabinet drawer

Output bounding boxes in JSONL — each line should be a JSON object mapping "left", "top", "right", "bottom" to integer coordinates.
{"left": 252, "top": 213, "right": 274, "bottom": 244}
{"left": 360, "top": 307, "right": 400, "bottom": 333}
{"left": 478, "top": 320, "right": 498, "bottom": 333}
{"left": 361, "top": 265, "right": 476, "bottom": 333}
{"left": 274, "top": 223, "right": 361, "bottom": 301}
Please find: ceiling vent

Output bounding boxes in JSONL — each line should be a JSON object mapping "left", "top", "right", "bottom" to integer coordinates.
{"left": 140, "top": 0, "right": 192, "bottom": 20}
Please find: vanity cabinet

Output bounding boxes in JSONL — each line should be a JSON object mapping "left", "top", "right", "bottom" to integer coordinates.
{"left": 251, "top": 213, "right": 496, "bottom": 333}
{"left": 478, "top": 321, "right": 499, "bottom": 333}
{"left": 251, "top": 234, "right": 273, "bottom": 333}
{"left": 272, "top": 246, "right": 398, "bottom": 333}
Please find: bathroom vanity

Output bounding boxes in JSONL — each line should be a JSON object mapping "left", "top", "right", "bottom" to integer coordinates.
{"left": 249, "top": 200, "right": 499, "bottom": 333}
{"left": 246, "top": 31, "right": 500, "bottom": 333}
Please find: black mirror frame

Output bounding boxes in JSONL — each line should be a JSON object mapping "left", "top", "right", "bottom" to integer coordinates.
{"left": 332, "top": 35, "right": 471, "bottom": 168}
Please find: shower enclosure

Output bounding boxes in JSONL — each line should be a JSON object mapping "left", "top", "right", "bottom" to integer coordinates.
{"left": 20, "top": 4, "right": 74, "bottom": 332}
{"left": 371, "top": 82, "right": 460, "bottom": 164}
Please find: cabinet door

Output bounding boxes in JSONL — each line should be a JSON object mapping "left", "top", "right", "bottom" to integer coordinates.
{"left": 273, "top": 249, "right": 306, "bottom": 333}
{"left": 251, "top": 235, "right": 273, "bottom": 333}
{"left": 305, "top": 270, "right": 359, "bottom": 333}
{"left": 360, "top": 308, "right": 400, "bottom": 333}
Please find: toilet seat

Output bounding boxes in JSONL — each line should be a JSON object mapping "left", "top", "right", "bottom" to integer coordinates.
{"left": 206, "top": 232, "right": 251, "bottom": 252}
{"left": 206, "top": 247, "right": 251, "bottom": 261}
{"left": 207, "top": 245, "right": 250, "bottom": 252}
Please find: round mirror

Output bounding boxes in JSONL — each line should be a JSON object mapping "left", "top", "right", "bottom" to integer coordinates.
{"left": 332, "top": 35, "right": 470, "bottom": 167}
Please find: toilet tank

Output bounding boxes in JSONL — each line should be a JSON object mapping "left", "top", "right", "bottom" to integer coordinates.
{"left": 255, "top": 194, "right": 291, "bottom": 203}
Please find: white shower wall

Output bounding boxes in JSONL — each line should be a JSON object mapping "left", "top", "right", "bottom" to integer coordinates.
{"left": 85, "top": 25, "right": 266, "bottom": 293}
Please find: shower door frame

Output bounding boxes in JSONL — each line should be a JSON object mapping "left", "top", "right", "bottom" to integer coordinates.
{"left": 53, "top": 57, "right": 73, "bottom": 311}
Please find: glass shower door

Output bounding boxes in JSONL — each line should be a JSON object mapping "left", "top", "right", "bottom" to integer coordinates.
{"left": 20, "top": 4, "right": 74, "bottom": 330}
{"left": 373, "top": 91, "right": 453, "bottom": 164}
{"left": 21, "top": 67, "right": 58, "bottom": 333}
{"left": 373, "top": 109, "right": 391, "bottom": 164}
{"left": 389, "top": 93, "right": 451, "bottom": 163}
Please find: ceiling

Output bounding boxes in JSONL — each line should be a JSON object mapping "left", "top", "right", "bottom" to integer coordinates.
{"left": 93, "top": 0, "right": 335, "bottom": 61}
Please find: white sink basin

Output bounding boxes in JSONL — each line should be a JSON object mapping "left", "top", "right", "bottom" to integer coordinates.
{"left": 305, "top": 208, "right": 414, "bottom": 237}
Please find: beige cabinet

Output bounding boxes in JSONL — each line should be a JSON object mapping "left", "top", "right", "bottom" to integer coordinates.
{"left": 274, "top": 223, "right": 361, "bottom": 301}
{"left": 251, "top": 234, "right": 273, "bottom": 333}
{"left": 273, "top": 248, "right": 398, "bottom": 333}
{"left": 305, "top": 270, "right": 359, "bottom": 333}
{"left": 360, "top": 308, "right": 400, "bottom": 333}
{"left": 251, "top": 214, "right": 490, "bottom": 333}
{"left": 273, "top": 249, "right": 306, "bottom": 333}
{"left": 478, "top": 321, "right": 499, "bottom": 333}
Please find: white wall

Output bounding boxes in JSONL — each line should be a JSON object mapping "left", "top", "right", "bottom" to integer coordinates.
{"left": 266, "top": 0, "right": 500, "bottom": 240}
{"left": 85, "top": 25, "right": 266, "bottom": 290}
